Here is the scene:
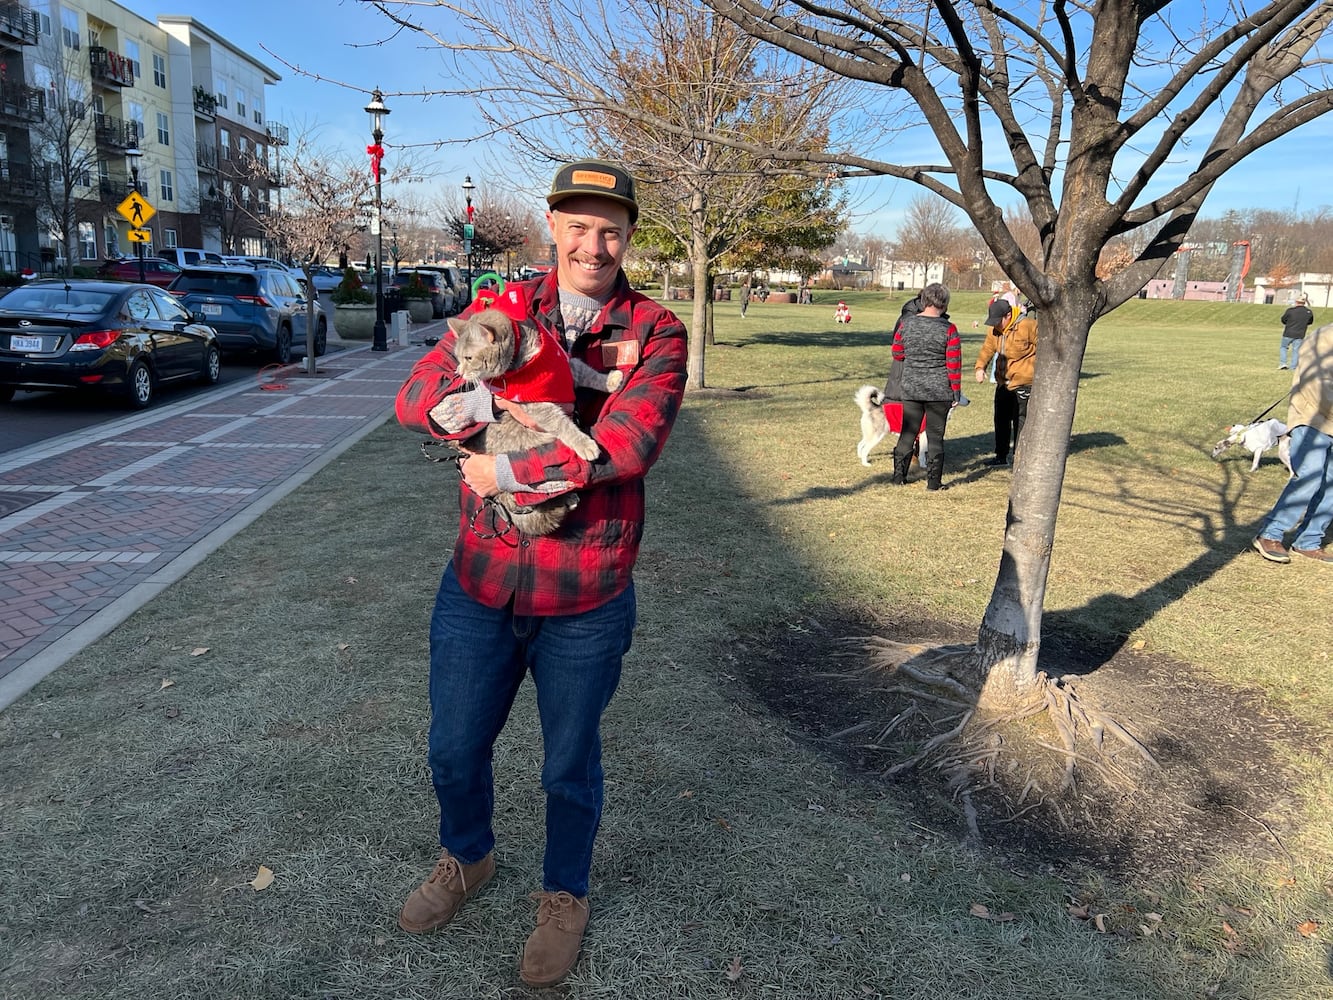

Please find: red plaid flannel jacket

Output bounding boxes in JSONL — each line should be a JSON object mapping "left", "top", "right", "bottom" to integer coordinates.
{"left": 395, "top": 272, "right": 688, "bottom": 615}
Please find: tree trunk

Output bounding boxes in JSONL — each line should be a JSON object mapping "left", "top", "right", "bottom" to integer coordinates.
{"left": 966, "top": 292, "right": 1096, "bottom": 713}
{"left": 686, "top": 188, "right": 709, "bottom": 390}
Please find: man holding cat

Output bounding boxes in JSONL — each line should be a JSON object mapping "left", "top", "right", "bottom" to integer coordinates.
{"left": 394, "top": 160, "right": 688, "bottom": 987}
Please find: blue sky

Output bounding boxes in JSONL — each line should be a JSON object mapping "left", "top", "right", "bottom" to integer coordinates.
{"left": 119, "top": 0, "right": 1332, "bottom": 238}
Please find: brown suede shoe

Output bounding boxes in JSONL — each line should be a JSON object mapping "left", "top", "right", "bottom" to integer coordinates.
{"left": 1251, "top": 537, "right": 1291, "bottom": 563}
{"left": 1292, "top": 546, "right": 1333, "bottom": 564}
{"left": 519, "top": 891, "right": 590, "bottom": 988}
{"left": 397, "top": 849, "right": 495, "bottom": 934}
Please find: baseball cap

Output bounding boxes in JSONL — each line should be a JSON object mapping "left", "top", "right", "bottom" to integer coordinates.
{"left": 547, "top": 160, "right": 639, "bottom": 223}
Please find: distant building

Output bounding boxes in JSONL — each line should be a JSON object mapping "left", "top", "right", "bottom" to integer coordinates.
{"left": 1141, "top": 279, "right": 1230, "bottom": 301}
{"left": 1251, "top": 273, "right": 1333, "bottom": 307}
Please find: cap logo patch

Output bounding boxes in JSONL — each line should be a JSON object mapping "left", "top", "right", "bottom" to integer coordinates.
{"left": 571, "top": 169, "right": 619, "bottom": 190}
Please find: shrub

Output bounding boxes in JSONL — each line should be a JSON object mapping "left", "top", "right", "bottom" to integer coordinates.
{"left": 398, "top": 275, "right": 432, "bottom": 299}
{"left": 332, "top": 266, "right": 373, "bottom": 305}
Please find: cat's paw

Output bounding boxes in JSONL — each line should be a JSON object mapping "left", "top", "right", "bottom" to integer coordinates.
{"left": 429, "top": 395, "right": 469, "bottom": 433}
{"left": 570, "top": 434, "right": 602, "bottom": 461}
{"left": 604, "top": 369, "right": 624, "bottom": 392}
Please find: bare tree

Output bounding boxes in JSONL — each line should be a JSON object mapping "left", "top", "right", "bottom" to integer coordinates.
{"left": 894, "top": 194, "right": 961, "bottom": 278}
{"left": 357, "top": 0, "right": 845, "bottom": 389}
{"left": 29, "top": 37, "right": 106, "bottom": 276}
{"left": 680, "top": 1, "right": 1333, "bottom": 765}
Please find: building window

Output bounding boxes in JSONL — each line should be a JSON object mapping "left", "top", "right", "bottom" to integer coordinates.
{"left": 237, "top": 86, "right": 246, "bottom": 119}
{"left": 153, "top": 53, "right": 166, "bottom": 88}
{"left": 156, "top": 112, "right": 169, "bottom": 146}
{"left": 220, "top": 128, "right": 230, "bottom": 159}
{"left": 216, "top": 80, "right": 228, "bottom": 109}
{"left": 61, "top": 8, "right": 78, "bottom": 49}
{"left": 164, "top": 228, "right": 177, "bottom": 249}
{"left": 78, "top": 222, "right": 95, "bottom": 260}
{"left": 254, "top": 108, "right": 262, "bottom": 125}
{"left": 129, "top": 102, "right": 145, "bottom": 141}
{"left": 104, "top": 223, "right": 118, "bottom": 258}
{"left": 125, "top": 41, "right": 141, "bottom": 80}
{"left": 37, "top": 5, "right": 51, "bottom": 36}
{"left": 75, "top": 164, "right": 90, "bottom": 187}
{"left": 159, "top": 170, "right": 173, "bottom": 202}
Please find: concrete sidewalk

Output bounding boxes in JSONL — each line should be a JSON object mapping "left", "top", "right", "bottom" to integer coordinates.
{"left": 0, "top": 328, "right": 443, "bottom": 710}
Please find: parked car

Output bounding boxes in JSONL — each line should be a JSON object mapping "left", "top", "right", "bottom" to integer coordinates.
{"left": 168, "top": 265, "right": 326, "bottom": 363}
{"left": 0, "top": 279, "right": 221, "bottom": 409}
{"left": 391, "top": 269, "right": 451, "bottom": 319}
{"left": 97, "top": 257, "right": 185, "bottom": 288}
{"left": 222, "top": 255, "right": 296, "bottom": 272}
{"left": 157, "top": 247, "right": 226, "bottom": 268}
{"left": 309, "top": 265, "right": 345, "bottom": 293}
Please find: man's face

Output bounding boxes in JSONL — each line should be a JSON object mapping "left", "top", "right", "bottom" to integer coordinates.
{"left": 546, "top": 196, "right": 634, "bottom": 300}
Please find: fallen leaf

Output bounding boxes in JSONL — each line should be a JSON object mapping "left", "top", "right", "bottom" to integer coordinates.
{"left": 725, "top": 955, "right": 744, "bottom": 982}
{"left": 249, "top": 865, "right": 274, "bottom": 891}
{"left": 190, "top": 647, "right": 208, "bottom": 657}
{"left": 1217, "top": 902, "right": 1253, "bottom": 920}
{"left": 337, "top": 643, "right": 350, "bottom": 652}
{"left": 1131, "top": 639, "right": 1146, "bottom": 650}
{"left": 900, "top": 873, "right": 911, "bottom": 883}
{"left": 1067, "top": 903, "right": 1090, "bottom": 920}
{"left": 715, "top": 817, "right": 732, "bottom": 832}
{"left": 345, "top": 576, "right": 358, "bottom": 584}
{"left": 969, "top": 903, "right": 1017, "bottom": 922}
{"left": 678, "top": 789, "right": 694, "bottom": 799}
{"left": 164, "top": 707, "right": 180, "bottom": 719}
{"left": 1297, "top": 919, "right": 1320, "bottom": 938}
{"left": 1094, "top": 913, "right": 1109, "bottom": 933}
{"left": 160, "top": 678, "right": 175, "bottom": 690}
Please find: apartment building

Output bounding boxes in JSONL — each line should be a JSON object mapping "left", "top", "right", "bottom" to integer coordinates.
{"left": 0, "top": 0, "right": 284, "bottom": 274}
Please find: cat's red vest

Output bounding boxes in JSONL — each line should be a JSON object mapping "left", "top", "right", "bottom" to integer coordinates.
{"left": 475, "top": 285, "right": 576, "bottom": 404}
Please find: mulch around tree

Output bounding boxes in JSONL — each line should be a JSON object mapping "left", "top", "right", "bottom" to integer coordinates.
{"left": 728, "top": 611, "right": 1321, "bottom": 880}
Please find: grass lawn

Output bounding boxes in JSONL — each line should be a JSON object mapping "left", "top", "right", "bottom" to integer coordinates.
{"left": 1, "top": 288, "right": 1331, "bottom": 999}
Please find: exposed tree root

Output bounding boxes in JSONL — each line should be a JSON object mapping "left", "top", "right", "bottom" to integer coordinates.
{"left": 835, "top": 635, "right": 1160, "bottom": 833}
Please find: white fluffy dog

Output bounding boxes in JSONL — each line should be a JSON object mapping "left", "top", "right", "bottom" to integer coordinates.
{"left": 1211, "top": 418, "right": 1294, "bottom": 474}
{"left": 855, "top": 385, "right": 967, "bottom": 467}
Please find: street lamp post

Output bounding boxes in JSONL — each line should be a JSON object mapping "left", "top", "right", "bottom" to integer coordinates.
{"left": 125, "top": 146, "right": 144, "bottom": 283}
{"left": 365, "top": 89, "right": 391, "bottom": 352}
{"left": 504, "top": 214, "right": 512, "bottom": 280}
{"left": 461, "top": 175, "right": 475, "bottom": 298}
{"left": 391, "top": 226, "right": 399, "bottom": 276}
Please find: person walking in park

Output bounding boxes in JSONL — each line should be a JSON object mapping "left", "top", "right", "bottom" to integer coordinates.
{"left": 393, "top": 159, "right": 688, "bottom": 987}
{"left": 1252, "top": 321, "right": 1333, "bottom": 564}
{"left": 889, "top": 282, "right": 962, "bottom": 490}
{"left": 740, "top": 277, "right": 752, "bottom": 318}
{"left": 1279, "top": 294, "right": 1314, "bottom": 370}
{"left": 974, "top": 301, "right": 1038, "bottom": 466}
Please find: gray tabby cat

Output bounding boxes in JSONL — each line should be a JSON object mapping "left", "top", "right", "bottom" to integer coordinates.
{"left": 432, "top": 307, "right": 623, "bottom": 536}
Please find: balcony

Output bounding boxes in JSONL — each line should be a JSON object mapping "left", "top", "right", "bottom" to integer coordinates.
{"left": 0, "top": 80, "right": 43, "bottom": 122}
{"left": 94, "top": 113, "right": 141, "bottom": 151}
{"left": 0, "top": 160, "right": 47, "bottom": 201}
{"left": 196, "top": 143, "right": 218, "bottom": 170}
{"left": 89, "top": 45, "right": 135, "bottom": 88}
{"left": 0, "top": 1, "right": 39, "bottom": 47}
{"left": 193, "top": 85, "right": 217, "bottom": 119}
{"left": 266, "top": 122, "right": 289, "bottom": 146}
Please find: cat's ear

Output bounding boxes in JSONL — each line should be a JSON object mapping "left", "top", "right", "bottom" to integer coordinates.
{"left": 447, "top": 317, "right": 464, "bottom": 336}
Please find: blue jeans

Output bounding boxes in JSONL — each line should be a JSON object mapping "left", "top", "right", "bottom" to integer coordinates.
{"left": 1279, "top": 337, "right": 1302, "bottom": 368}
{"left": 1258, "top": 423, "right": 1333, "bottom": 551}
{"left": 426, "top": 563, "right": 636, "bottom": 897}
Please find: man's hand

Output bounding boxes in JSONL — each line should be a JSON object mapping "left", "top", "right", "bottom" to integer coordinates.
{"left": 458, "top": 451, "right": 500, "bottom": 498}
{"left": 974, "top": 368, "right": 987, "bottom": 383}
{"left": 493, "top": 396, "right": 573, "bottom": 431}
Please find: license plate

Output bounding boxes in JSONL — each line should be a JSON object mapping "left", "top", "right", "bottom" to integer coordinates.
{"left": 201, "top": 303, "right": 222, "bottom": 316}
{"left": 11, "top": 335, "right": 42, "bottom": 352}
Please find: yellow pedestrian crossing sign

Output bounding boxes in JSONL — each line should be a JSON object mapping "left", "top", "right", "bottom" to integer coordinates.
{"left": 117, "top": 191, "right": 155, "bottom": 227}
{"left": 126, "top": 228, "right": 151, "bottom": 243}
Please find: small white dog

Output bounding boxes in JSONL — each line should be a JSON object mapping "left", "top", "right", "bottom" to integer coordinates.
{"left": 1211, "top": 418, "right": 1293, "bottom": 474}
{"left": 855, "top": 385, "right": 967, "bottom": 467}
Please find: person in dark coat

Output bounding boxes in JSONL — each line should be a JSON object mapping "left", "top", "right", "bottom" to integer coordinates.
{"left": 889, "top": 283, "right": 963, "bottom": 490}
{"left": 1279, "top": 294, "right": 1314, "bottom": 370}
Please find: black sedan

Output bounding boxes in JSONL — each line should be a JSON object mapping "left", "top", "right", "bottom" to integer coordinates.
{"left": 0, "top": 279, "right": 221, "bottom": 409}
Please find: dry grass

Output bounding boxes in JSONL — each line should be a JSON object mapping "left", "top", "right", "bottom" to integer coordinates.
{"left": 1, "top": 289, "right": 1331, "bottom": 999}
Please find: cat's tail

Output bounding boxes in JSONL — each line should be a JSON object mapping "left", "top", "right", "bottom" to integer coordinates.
{"left": 854, "top": 384, "right": 884, "bottom": 412}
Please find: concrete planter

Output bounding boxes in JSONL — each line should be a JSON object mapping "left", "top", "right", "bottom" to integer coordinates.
{"left": 406, "top": 298, "right": 434, "bottom": 323}
{"left": 333, "top": 303, "right": 376, "bottom": 340}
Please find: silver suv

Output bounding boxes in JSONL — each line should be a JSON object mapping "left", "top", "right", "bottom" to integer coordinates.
{"left": 168, "top": 265, "right": 327, "bottom": 363}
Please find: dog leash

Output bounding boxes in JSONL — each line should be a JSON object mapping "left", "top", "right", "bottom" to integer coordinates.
{"left": 1249, "top": 388, "right": 1294, "bottom": 425}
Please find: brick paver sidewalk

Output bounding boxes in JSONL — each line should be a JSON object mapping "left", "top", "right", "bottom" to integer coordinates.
{"left": 0, "top": 343, "right": 428, "bottom": 706}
